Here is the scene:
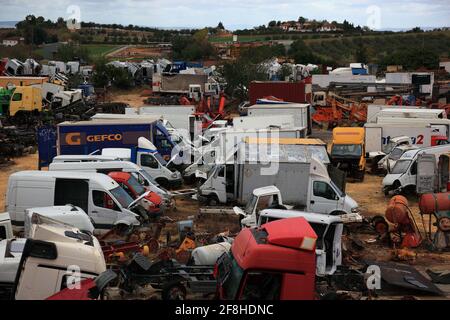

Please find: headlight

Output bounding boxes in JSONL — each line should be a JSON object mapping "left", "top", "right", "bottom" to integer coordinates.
{"left": 351, "top": 207, "right": 360, "bottom": 213}
{"left": 171, "top": 172, "right": 178, "bottom": 178}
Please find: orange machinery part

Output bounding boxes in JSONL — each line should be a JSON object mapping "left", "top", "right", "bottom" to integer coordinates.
{"left": 419, "top": 192, "right": 450, "bottom": 215}
{"left": 385, "top": 195, "right": 410, "bottom": 225}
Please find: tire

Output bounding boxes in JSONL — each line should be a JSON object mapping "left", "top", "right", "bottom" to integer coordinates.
{"left": 207, "top": 196, "right": 219, "bottom": 206}
{"left": 162, "top": 280, "right": 187, "bottom": 300}
{"left": 155, "top": 178, "right": 170, "bottom": 189}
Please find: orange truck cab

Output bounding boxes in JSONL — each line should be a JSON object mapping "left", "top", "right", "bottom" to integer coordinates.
{"left": 431, "top": 135, "right": 449, "bottom": 146}
{"left": 108, "top": 172, "right": 162, "bottom": 216}
{"left": 216, "top": 217, "right": 317, "bottom": 300}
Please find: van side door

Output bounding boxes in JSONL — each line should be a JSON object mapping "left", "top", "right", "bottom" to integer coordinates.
{"left": 309, "top": 180, "right": 339, "bottom": 214}
{"left": 54, "top": 179, "right": 89, "bottom": 213}
{"left": 137, "top": 152, "right": 162, "bottom": 179}
{"left": 90, "top": 190, "right": 121, "bottom": 229}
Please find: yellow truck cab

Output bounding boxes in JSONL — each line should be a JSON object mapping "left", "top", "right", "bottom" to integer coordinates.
{"left": 9, "top": 86, "right": 43, "bottom": 116}
{"left": 330, "top": 127, "right": 366, "bottom": 181}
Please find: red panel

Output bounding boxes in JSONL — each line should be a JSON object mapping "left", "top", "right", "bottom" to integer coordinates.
{"left": 249, "top": 81, "right": 308, "bottom": 105}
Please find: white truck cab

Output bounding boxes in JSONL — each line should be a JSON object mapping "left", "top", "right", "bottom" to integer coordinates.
{"left": 0, "top": 213, "right": 13, "bottom": 240}
{"left": 102, "top": 137, "right": 182, "bottom": 188}
{"left": 236, "top": 185, "right": 362, "bottom": 228}
{"left": 5, "top": 171, "right": 144, "bottom": 231}
{"left": 24, "top": 206, "right": 94, "bottom": 237}
{"left": 10, "top": 214, "right": 105, "bottom": 300}
{"left": 256, "top": 209, "right": 343, "bottom": 276}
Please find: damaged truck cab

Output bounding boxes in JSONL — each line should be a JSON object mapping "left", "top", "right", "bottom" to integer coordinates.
{"left": 216, "top": 217, "right": 317, "bottom": 300}
{"left": 330, "top": 127, "right": 366, "bottom": 181}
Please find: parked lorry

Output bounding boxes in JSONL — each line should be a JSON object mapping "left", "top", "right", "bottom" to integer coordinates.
{"left": 199, "top": 140, "right": 359, "bottom": 217}
{"left": 0, "top": 76, "right": 48, "bottom": 88}
{"left": 255, "top": 209, "right": 343, "bottom": 276}
{"left": 4, "top": 171, "right": 150, "bottom": 231}
{"left": 382, "top": 145, "right": 450, "bottom": 195}
{"left": 0, "top": 86, "right": 42, "bottom": 117}
{"left": 246, "top": 103, "right": 312, "bottom": 135}
{"left": 184, "top": 130, "right": 309, "bottom": 183}
{"left": 56, "top": 118, "right": 176, "bottom": 161}
{"left": 330, "top": 127, "right": 366, "bottom": 181}
{"left": 0, "top": 214, "right": 106, "bottom": 300}
{"left": 216, "top": 217, "right": 317, "bottom": 300}
{"left": 49, "top": 158, "right": 173, "bottom": 206}
{"left": 50, "top": 119, "right": 183, "bottom": 187}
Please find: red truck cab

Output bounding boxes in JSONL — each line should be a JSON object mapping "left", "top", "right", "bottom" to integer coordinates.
{"left": 108, "top": 172, "right": 162, "bottom": 216}
{"left": 216, "top": 217, "right": 317, "bottom": 300}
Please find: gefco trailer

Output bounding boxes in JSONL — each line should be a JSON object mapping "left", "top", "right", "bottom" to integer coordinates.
{"left": 56, "top": 118, "right": 175, "bottom": 161}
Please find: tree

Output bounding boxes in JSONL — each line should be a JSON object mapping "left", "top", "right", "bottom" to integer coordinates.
{"left": 268, "top": 20, "right": 277, "bottom": 28}
{"left": 354, "top": 37, "right": 368, "bottom": 63}
{"left": 298, "top": 16, "right": 307, "bottom": 24}
{"left": 217, "top": 22, "right": 225, "bottom": 30}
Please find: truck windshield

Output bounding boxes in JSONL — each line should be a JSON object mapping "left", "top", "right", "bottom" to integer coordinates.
{"left": 220, "top": 253, "right": 244, "bottom": 300}
{"left": 127, "top": 175, "right": 146, "bottom": 196}
{"left": 388, "top": 148, "right": 405, "bottom": 161}
{"left": 383, "top": 141, "right": 398, "bottom": 154}
{"left": 331, "top": 144, "right": 362, "bottom": 158}
{"left": 138, "top": 170, "right": 158, "bottom": 186}
{"left": 244, "top": 194, "right": 258, "bottom": 215}
{"left": 110, "top": 186, "right": 134, "bottom": 208}
{"left": 391, "top": 160, "right": 411, "bottom": 174}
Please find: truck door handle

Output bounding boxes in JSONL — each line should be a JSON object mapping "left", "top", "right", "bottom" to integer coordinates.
{"left": 310, "top": 201, "right": 315, "bottom": 205}
{"left": 92, "top": 211, "right": 98, "bottom": 214}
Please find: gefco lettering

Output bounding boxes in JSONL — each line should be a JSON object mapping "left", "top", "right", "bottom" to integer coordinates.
{"left": 65, "top": 132, "right": 123, "bottom": 145}
{"left": 86, "top": 133, "right": 122, "bottom": 143}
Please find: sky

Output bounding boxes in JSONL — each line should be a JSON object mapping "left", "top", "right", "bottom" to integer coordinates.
{"left": 0, "top": 0, "right": 449, "bottom": 30}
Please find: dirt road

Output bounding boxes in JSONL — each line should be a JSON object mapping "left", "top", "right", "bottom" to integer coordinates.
{"left": 0, "top": 153, "right": 38, "bottom": 211}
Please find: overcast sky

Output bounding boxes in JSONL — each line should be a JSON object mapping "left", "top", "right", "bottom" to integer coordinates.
{"left": 0, "top": 0, "right": 449, "bottom": 30}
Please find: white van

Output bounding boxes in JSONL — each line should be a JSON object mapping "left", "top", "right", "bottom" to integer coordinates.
{"left": 382, "top": 144, "right": 450, "bottom": 194}
{"left": 49, "top": 159, "right": 172, "bottom": 205}
{"left": 256, "top": 209, "right": 343, "bottom": 276}
{"left": 4, "top": 171, "right": 146, "bottom": 230}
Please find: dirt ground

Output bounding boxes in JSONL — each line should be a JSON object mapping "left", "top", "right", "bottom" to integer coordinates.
{"left": 107, "top": 46, "right": 169, "bottom": 60}
{"left": 108, "top": 87, "right": 151, "bottom": 108}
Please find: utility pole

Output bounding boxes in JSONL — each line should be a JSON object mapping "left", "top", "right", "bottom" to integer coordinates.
{"left": 27, "top": 16, "right": 33, "bottom": 58}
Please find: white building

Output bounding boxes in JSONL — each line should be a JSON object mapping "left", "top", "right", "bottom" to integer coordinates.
{"left": 2, "top": 37, "right": 23, "bottom": 47}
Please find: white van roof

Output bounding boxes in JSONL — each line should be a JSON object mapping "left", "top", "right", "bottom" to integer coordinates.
{"left": 53, "top": 155, "right": 121, "bottom": 162}
{"left": 49, "top": 160, "right": 141, "bottom": 171}
{"left": 10, "top": 171, "right": 120, "bottom": 190}
{"left": 400, "top": 145, "right": 450, "bottom": 160}
{"left": 259, "top": 209, "right": 342, "bottom": 224}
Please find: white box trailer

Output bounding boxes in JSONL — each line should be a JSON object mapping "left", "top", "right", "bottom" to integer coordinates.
{"left": 312, "top": 74, "right": 376, "bottom": 89}
{"left": 246, "top": 103, "right": 312, "bottom": 135}
{"left": 232, "top": 115, "right": 295, "bottom": 130}
{"left": 386, "top": 72, "right": 434, "bottom": 98}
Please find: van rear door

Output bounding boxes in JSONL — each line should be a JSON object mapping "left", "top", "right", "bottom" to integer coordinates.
{"left": 416, "top": 153, "right": 437, "bottom": 194}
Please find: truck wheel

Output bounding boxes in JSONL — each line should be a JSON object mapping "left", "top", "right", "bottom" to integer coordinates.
{"left": 358, "top": 171, "right": 365, "bottom": 182}
{"left": 162, "top": 280, "right": 186, "bottom": 300}
{"left": 155, "top": 178, "right": 170, "bottom": 189}
{"left": 207, "top": 196, "right": 219, "bottom": 206}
